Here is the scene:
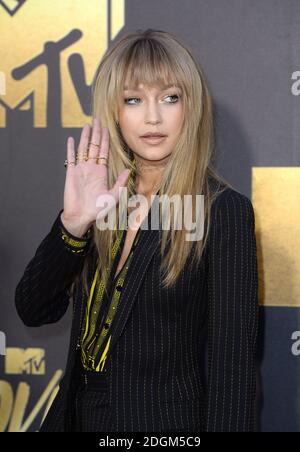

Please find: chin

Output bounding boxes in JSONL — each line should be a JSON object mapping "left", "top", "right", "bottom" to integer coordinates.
{"left": 139, "top": 152, "right": 170, "bottom": 162}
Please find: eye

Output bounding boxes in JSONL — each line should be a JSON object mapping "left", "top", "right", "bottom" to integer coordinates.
{"left": 164, "top": 94, "right": 180, "bottom": 103}
{"left": 124, "top": 94, "right": 180, "bottom": 105}
{"left": 124, "top": 97, "right": 140, "bottom": 105}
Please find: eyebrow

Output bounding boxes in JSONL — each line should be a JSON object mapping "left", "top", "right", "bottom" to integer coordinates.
{"left": 123, "top": 84, "right": 179, "bottom": 91}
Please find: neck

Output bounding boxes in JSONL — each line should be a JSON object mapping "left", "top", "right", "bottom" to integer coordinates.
{"left": 134, "top": 155, "right": 169, "bottom": 197}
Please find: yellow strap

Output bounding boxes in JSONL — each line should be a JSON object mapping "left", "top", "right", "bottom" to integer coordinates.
{"left": 96, "top": 334, "right": 112, "bottom": 372}
{"left": 81, "top": 262, "right": 100, "bottom": 344}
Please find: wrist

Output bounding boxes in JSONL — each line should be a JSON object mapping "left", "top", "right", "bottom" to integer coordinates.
{"left": 60, "top": 212, "right": 92, "bottom": 238}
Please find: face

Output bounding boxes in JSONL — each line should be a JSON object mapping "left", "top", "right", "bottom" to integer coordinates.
{"left": 118, "top": 81, "right": 184, "bottom": 165}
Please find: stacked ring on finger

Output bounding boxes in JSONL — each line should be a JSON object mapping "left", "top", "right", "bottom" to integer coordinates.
{"left": 97, "top": 155, "right": 108, "bottom": 165}
{"left": 64, "top": 155, "right": 108, "bottom": 168}
{"left": 76, "top": 151, "right": 89, "bottom": 162}
{"left": 89, "top": 141, "right": 100, "bottom": 148}
{"left": 64, "top": 159, "right": 76, "bottom": 168}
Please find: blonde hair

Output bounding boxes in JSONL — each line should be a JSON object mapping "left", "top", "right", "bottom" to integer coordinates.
{"left": 72, "top": 28, "right": 231, "bottom": 300}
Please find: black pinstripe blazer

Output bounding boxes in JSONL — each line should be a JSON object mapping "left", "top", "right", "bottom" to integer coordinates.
{"left": 15, "top": 185, "right": 259, "bottom": 432}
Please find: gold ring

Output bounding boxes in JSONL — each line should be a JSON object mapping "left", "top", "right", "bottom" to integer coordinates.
{"left": 64, "top": 160, "right": 76, "bottom": 168}
{"left": 76, "top": 152, "right": 89, "bottom": 162}
{"left": 98, "top": 157, "right": 108, "bottom": 165}
{"left": 89, "top": 141, "right": 100, "bottom": 148}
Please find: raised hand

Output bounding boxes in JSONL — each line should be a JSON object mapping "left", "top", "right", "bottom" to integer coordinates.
{"left": 61, "top": 117, "right": 131, "bottom": 237}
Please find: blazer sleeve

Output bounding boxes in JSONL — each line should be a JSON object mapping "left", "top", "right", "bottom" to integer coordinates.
{"left": 205, "top": 189, "right": 259, "bottom": 432}
{"left": 15, "top": 209, "right": 93, "bottom": 327}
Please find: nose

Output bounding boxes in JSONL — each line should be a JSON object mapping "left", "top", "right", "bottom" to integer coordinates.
{"left": 144, "top": 99, "right": 162, "bottom": 124}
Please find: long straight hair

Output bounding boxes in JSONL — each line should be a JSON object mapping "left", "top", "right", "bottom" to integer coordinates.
{"left": 72, "top": 29, "right": 231, "bottom": 300}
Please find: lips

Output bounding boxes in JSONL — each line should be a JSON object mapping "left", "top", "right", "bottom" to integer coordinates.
{"left": 140, "top": 133, "right": 167, "bottom": 138}
{"left": 142, "top": 135, "right": 166, "bottom": 138}
{"left": 140, "top": 135, "right": 167, "bottom": 145}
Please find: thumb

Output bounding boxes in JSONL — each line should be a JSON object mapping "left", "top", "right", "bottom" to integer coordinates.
{"left": 111, "top": 169, "right": 131, "bottom": 200}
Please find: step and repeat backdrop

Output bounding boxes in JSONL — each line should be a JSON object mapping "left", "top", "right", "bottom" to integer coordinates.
{"left": 0, "top": 0, "right": 299, "bottom": 432}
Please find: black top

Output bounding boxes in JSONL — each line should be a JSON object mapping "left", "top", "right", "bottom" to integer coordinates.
{"left": 15, "top": 185, "right": 259, "bottom": 432}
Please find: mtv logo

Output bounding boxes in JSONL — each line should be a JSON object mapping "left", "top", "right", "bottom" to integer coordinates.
{"left": 0, "top": 1, "right": 26, "bottom": 17}
{"left": 0, "top": 71, "right": 6, "bottom": 95}
{"left": 5, "top": 348, "right": 45, "bottom": 375}
{"left": 0, "top": 0, "right": 125, "bottom": 127}
{"left": 253, "top": 167, "right": 300, "bottom": 306}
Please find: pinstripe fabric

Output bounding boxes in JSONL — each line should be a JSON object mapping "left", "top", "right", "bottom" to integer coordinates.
{"left": 15, "top": 209, "right": 93, "bottom": 327}
{"left": 74, "top": 388, "right": 114, "bottom": 432}
{"left": 73, "top": 370, "right": 113, "bottom": 432}
{"left": 15, "top": 185, "right": 259, "bottom": 432}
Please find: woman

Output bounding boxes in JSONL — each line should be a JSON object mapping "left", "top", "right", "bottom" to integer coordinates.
{"left": 15, "top": 29, "right": 259, "bottom": 432}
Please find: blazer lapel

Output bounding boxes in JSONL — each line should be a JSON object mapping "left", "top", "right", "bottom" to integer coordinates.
{"left": 106, "top": 197, "right": 161, "bottom": 357}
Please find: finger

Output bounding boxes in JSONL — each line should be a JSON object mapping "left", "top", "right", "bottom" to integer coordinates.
{"left": 77, "top": 123, "right": 91, "bottom": 160}
{"left": 88, "top": 117, "right": 102, "bottom": 161}
{"left": 66, "top": 137, "right": 76, "bottom": 170}
{"left": 98, "top": 127, "right": 109, "bottom": 161}
{"left": 110, "top": 169, "right": 131, "bottom": 201}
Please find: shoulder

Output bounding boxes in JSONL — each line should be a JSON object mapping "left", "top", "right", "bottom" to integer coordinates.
{"left": 209, "top": 185, "right": 255, "bottom": 233}
{"left": 211, "top": 186, "right": 254, "bottom": 214}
